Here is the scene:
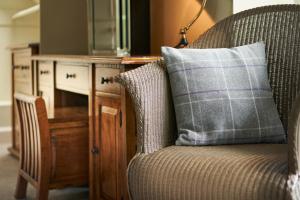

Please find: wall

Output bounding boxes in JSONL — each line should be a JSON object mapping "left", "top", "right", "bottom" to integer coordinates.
{"left": 233, "top": 0, "right": 300, "bottom": 13}
{"left": 150, "top": 0, "right": 233, "bottom": 54}
{"left": 11, "top": 11, "right": 40, "bottom": 45}
{"left": 150, "top": 0, "right": 300, "bottom": 54}
{"left": 0, "top": 1, "right": 40, "bottom": 133}
{"left": 0, "top": 9, "right": 14, "bottom": 133}
{"left": 40, "top": 0, "right": 88, "bottom": 54}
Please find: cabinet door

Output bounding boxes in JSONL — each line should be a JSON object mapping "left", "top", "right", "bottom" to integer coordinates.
{"left": 94, "top": 96, "right": 122, "bottom": 200}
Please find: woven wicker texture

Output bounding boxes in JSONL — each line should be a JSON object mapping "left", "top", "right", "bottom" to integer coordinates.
{"left": 190, "top": 5, "right": 300, "bottom": 131}
{"left": 117, "top": 4, "right": 300, "bottom": 200}
{"left": 117, "top": 61, "right": 177, "bottom": 154}
{"left": 129, "top": 144, "right": 288, "bottom": 200}
{"left": 288, "top": 95, "right": 300, "bottom": 175}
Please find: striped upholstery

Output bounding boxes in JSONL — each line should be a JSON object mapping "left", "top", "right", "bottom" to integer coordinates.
{"left": 128, "top": 144, "right": 289, "bottom": 200}
{"left": 117, "top": 4, "right": 300, "bottom": 200}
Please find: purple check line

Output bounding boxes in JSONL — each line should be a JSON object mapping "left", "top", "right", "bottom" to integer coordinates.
{"left": 174, "top": 88, "right": 272, "bottom": 98}
{"left": 169, "top": 64, "right": 266, "bottom": 74}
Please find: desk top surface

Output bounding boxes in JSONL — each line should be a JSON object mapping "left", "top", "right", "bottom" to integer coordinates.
{"left": 7, "top": 43, "right": 39, "bottom": 50}
{"left": 31, "top": 55, "right": 161, "bottom": 65}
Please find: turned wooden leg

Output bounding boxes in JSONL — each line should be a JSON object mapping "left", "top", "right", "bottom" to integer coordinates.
{"left": 15, "top": 175, "right": 28, "bottom": 199}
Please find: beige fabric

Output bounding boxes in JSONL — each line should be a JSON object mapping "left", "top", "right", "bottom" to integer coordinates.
{"left": 117, "top": 4, "right": 300, "bottom": 200}
{"left": 118, "top": 4, "right": 300, "bottom": 154}
{"left": 129, "top": 144, "right": 288, "bottom": 200}
{"left": 117, "top": 61, "right": 176, "bottom": 154}
{"left": 288, "top": 96, "right": 300, "bottom": 175}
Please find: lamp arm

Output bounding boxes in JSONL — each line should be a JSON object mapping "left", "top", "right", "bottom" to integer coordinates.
{"left": 175, "top": 0, "right": 207, "bottom": 48}
{"left": 183, "top": 0, "right": 207, "bottom": 32}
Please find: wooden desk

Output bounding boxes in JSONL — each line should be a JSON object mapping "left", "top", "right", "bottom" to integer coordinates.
{"left": 9, "top": 46, "right": 159, "bottom": 200}
{"left": 9, "top": 44, "right": 39, "bottom": 156}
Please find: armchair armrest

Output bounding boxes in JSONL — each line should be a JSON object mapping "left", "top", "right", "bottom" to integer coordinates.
{"left": 288, "top": 95, "right": 300, "bottom": 175}
{"left": 117, "top": 61, "right": 176, "bottom": 154}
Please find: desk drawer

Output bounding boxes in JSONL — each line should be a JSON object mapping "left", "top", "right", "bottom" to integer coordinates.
{"left": 56, "top": 63, "right": 89, "bottom": 95}
{"left": 14, "top": 66, "right": 32, "bottom": 83}
{"left": 13, "top": 49, "right": 31, "bottom": 66}
{"left": 38, "top": 61, "right": 54, "bottom": 87}
{"left": 96, "top": 66, "right": 121, "bottom": 95}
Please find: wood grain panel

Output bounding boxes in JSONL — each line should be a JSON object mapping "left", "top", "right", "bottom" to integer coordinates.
{"left": 14, "top": 81, "right": 32, "bottom": 96}
{"left": 14, "top": 66, "right": 32, "bottom": 83}
{"left": 13, "top": 49, "right": 31, "bottom": 66}
{"left": 38, "top": 85, "right": 54, "bottom": 119}
{"left": 56, "top": 63, "right": 89, "bottom": 95}
{"left": 94, "top": 96, "right": 123, "bottom": 200}
{"left": 50, "top": 124, "right": 89, "bottom": 185}
{"left": 38, "top": 61, "right": 54, "bottom": 87}
{"left": 100, "top": 105, "right": 118, "bottom": 199}
{"left": 95, "top": 67, "right": 121, "bottom": 95}
{"left": 10, "top": 46, "right": 37, "bottom": 158}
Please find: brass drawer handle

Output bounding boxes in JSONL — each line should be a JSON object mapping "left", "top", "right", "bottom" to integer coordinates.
{"left": 101, "top": 77, "right": 114, "bottom": 84}
{"left": 66, "top": 73, "right": 76, "bottom": 79}
{"left": 21, "top": 66, "right": 29, "bottom": 70}
{"left": 40, "top": 70, "right": 50, "bottom": 75}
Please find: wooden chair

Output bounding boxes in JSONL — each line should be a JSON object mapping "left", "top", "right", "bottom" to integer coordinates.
{"left": 14, "top": 93, "right": 51, "bottom": 200}
{"left": 14, "top": 93, "right": 89, "bottom": 200}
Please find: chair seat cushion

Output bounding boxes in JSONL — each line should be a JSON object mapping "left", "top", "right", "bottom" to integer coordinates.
{"left": 128, "top": 144, "right": 288, "bottom": 200}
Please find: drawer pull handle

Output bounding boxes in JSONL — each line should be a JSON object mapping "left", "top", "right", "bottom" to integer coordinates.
{"left": 38, "top": 90, "right": 43, "bottom": 96}
{"left": 40, "top": 70, "right": 50, "bottom": 75}
{"left": 66, "top": 73, "right": 76, "bottom": 79}
{"left": 91, "top": 147, "right": 99, "bottom": 155}
{"left": 21, "top": 66, "right": 29, "bottom": 70}
{"left": 101, "top": 77, "right": 114, "bottom": 84}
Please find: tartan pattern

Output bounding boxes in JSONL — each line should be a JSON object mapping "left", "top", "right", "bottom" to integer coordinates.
{"left": 162, "top": 42, "right": 286, "bottom": 146}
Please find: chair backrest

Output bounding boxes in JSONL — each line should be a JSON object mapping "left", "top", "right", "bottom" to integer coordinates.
{"left": 14, "top": 93, "right": 51, "bottom": 183}
{"left": 190, "top": 4, "right": 300, "bottom": 130}
{"left": 118, "top": 5, "right": 300, "bottom": 153}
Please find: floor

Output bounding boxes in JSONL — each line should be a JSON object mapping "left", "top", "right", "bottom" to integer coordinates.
{"left": 0, "top": 132, "right": 89, "bottom": 200}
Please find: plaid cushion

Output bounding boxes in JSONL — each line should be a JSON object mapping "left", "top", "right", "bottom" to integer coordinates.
{"left": 162, "top": 42, "right": 286, "bottom": 146}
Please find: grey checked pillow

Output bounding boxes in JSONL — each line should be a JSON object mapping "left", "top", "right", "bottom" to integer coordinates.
{"left": 162, "top": 42, "right": 286, "bottom": 146}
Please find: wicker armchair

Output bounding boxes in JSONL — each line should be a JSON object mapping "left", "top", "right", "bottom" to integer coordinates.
{"left": 118, "top": 5, "right": 300, "bottom": 200}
